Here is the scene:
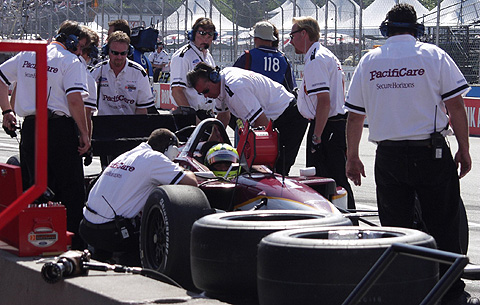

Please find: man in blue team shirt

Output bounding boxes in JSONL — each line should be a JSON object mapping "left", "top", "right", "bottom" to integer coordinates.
{"left": 234, "top": 21, "right": 296, "bottom": 94}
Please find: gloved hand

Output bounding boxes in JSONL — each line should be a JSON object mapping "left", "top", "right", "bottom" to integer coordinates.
{"left": 172, "top": 106, "right": 196, "bottom": 116}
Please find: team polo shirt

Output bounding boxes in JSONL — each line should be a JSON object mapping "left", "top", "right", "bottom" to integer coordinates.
{"left": 0, "top": 42, "right": 88, "bottom": 117}
{"left": 345, "top": 34, "right": 470, "bottom": 142}
{"left": 89, "top": 58, "right": 154, "bottom": 115}
{"left": 297, "top": 42, "right": 346, "bottom": 120}
{"left": 215, "top": 67, "right": 293, "bottom": 123}
{"left": 149, "top": 49, "right": 169, "bottom": 67}
{"left": 170, "top": 42, "right": 216, "bottom": 111}
{"left": 84, "top": 142, "right": 186, "bottom": 223}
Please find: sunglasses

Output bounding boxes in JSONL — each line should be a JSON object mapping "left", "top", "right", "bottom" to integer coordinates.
{"left": 110, "top": 49, "right": 128, "bottom": 56}
{"left": 198, "top": 30, "right": 215, "bottom": 37}
{"left": 198, "top": 88, "right": 210, "bottom": 95}
{"left": 289, "top": 28, "right": 303, "bottom": 39}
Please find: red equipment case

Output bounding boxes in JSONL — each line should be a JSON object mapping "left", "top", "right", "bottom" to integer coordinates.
{"left": 0, "top": 163, "right": 71, "bottom": 257}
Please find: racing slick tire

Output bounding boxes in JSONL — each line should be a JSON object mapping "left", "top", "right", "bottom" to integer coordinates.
{"left": 257, "top": 226, "right": 438, "bottom": 305}
{"left": 140, "top": 185, "right": 214, "bottom": 291}
{"left": 190, "top": 210, "right": 352, "bottom": 301}
{"left": 6, "top": 154, "right": 20, "bottom": 166}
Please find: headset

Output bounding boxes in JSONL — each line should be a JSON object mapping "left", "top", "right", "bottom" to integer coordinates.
{"left": 188, "top": 18, "right": 218, "bottom": 41}
{"left": 163, "top": 134, "right": 180, "bottom": 161}
{"left": 102, "top": 43, "right": 135, "bottom": 57}
{"left": 209, "top": 66, "right": 221, "bottom": 83}
{"left": 379, "top": 20, "right": 425, "bottom": 38}
{"left": 55, "top": 33, "right": 79, "bottom": 52}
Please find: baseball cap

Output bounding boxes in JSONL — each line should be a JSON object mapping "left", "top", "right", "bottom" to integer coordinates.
{"left": 254, "top": 21, "right": 277, "bottom": 41}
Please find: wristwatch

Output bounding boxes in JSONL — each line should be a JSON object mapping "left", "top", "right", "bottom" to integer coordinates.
{"left": 312, "top": 134, "right": 320, "bottom": 143}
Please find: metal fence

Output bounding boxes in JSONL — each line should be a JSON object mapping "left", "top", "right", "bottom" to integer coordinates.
{"left": 2, "top": 0, "right": 479, "bottom": 84}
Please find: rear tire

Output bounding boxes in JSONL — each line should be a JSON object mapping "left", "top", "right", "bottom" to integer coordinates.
{"left": 257, "top": 226, "right": 438, "bottom": 305}
{"left": 140, "top": 185, "right": 213, "bottom": 291}
{"left": 190, "top": 210, "right": 352, "bottom": 300}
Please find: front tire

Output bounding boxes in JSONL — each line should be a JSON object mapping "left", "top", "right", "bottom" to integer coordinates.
{"left": 140, "top": 185, "right": 213, "bottom": 291}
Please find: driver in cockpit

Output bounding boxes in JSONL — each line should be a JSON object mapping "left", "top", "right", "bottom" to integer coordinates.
{"left": 205, "top": 143, "right": 240, "bottom": 179}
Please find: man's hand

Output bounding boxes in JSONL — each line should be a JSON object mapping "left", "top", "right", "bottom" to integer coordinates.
{"left": 78, "top": 133, "right": 91, "bottom": 156}
{"left": 455, "top": 148, "right": 472, "bottom": 178}
{"left": 346, "top": 156, "right": 365, "bottom": 186}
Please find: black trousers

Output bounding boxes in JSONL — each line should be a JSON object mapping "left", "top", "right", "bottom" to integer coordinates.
{"left": 152, "top": 68, "right": 162, "bottom": 83}
{"left": 306, "top": 116, "right": 355, "bottom": 209}
{"left": 20, "top": 116, "right": 86, "bottom": 249}
{"left": 78, "top": 218, "right": 140, "bottom": 266}
{"left": 273, "top": 102, "right": 308, "bottom": 176}
{"left": 375, "top": 140, "right": 465, "bottom": 299}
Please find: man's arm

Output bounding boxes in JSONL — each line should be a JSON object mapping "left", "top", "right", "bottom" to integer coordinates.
{"left": 444, "top": 95, "right": 471, "bottom": 178}
{"left": 251, "top": 112, "right": 269, "bottom": 128}
{"left": 135, "top": 107, "right": 148, "bottom": 114}
{"left": 171, "top": 86, "right": 191, "bottom": 107}
{"left": 216, "top": 111, "right": 231, "bottom": 130}
{"left": 178, "top": 171, "right": 198, "bottom": 186}
{"left": 312, "top": 92, "right": 331, "bottom": 142}
{"left": 67, "top": 92, "right": 90, "bottom": 155}
{"left": 0, "top": 82, "right": 16, "bottom": 130}
{"left": 346, "top": 112, "right": 366, "bottom": 186}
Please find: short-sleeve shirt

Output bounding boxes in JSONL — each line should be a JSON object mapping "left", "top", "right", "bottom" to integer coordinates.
{"left": 215, "top": 67, "right": 293, "bottom": 123}
{"left": 84, "top": 142, "right": 186, "bottom": 223}
{"left": 345, "top": 35, "right": 470, "bottom": 142}
{"left": 149, "top": 50, "right": 169, "bottom": 66}
{"left": 296, "top": 41, "right": 346, "bottom": 120}
{"left": 89, "top": 58, "right": 155, "bottom": 115}
{"left": 0, "top": 42, "right": 88, "bottom": 117}
{"left": 170, "top": 42, "right": 216, "bottom": 111}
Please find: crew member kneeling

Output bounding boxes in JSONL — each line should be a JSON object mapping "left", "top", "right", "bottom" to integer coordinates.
{"left": 79, "top": 128, "right": 197, "bottom": 266}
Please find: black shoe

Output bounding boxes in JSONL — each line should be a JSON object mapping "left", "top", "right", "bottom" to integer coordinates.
{"left": 442, "top": 292, "right": 480, "bottom": 305}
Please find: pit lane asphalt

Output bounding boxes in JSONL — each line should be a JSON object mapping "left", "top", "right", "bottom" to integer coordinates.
{"left": 1, "top": 123, "right": 479, "bottom": 302}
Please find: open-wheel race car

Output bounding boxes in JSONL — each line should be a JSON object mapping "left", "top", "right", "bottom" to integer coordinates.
{"left": 136, "top": 118, "right": 354, "bottom": 291}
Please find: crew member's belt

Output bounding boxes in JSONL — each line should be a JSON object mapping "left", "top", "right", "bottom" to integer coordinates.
{"left": 378, "top": 139, "right": 432, "bottom": 147}
{"left": 82, "top": 218, "right": 117, "bottom": 230}
{"left": 328, "top": 113, "right": 347, "bottom": 121}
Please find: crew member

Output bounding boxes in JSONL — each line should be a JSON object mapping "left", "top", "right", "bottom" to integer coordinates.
{"left": 0, "top": 20, "right": 91, "bottom": 250}
{"left": 345, "top": 4, "right": 476, "bottom": 304}
{"left": 290, "top": 16, "right": 355, "bottom": 210}
{"left": 89, "top": 30, "right": 154, "bottom": 115}
{"left": 79, "top": 128, "right": 197, "bottom": 266}
{"left": 234, "top": 21, "right": 296, "bottom": 94}
{"left": 149, "top": 42, "right": 169, "bottom": 83}
{"left": 170, "top": 17, "right": 217, "bottom": 123}
{"left": 107, "top": 19, "right": 153, "bottom": 77}
{"left": 187, "top": 62, "right": 307, "bottom": 176}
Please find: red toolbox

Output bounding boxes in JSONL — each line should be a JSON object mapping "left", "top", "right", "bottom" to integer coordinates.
{"left": 0, "top": 163, "right": 71, "bottom": 256}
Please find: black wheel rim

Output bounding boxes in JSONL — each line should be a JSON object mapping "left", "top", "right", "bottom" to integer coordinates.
{"left": 144, "top": 204, "right": 168, "bottom": 270}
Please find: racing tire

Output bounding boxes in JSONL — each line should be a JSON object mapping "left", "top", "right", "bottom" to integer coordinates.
{"left": 140, "top": 185, "right": 214, "bottom": 291}
{"left": 190, "top": 210, "right": 352, "bottom": 301}
{"left": 257, "top": 226, "right": 438, "bottom": 305}
{"left": 6, "top": 154, "right": 20, "bottom": 166}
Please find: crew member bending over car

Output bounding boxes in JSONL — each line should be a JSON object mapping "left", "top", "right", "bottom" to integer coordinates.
{"left": 187, "top": 62, "right": 307, "bottom": 176}
{"left": 79, "top": 128, "right": 197, "bottom": 266}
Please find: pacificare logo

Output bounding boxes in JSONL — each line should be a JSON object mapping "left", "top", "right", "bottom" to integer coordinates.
{"left": 369, "top": 67, "right": 425, "bottom": 81}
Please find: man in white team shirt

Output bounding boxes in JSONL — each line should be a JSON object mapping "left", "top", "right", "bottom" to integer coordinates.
{"left": 289, "top": 16, "right": 355, "bottom": 211}
{"left": 345, "top": 4, "right": 475, "bottom": 305}
{"left": 79, "top": 128, "right": 197, "bottom": 266}
{"left": 149, "top": 42, "right": 169, "bottom": 83}
{"left": 0, "top": 20, "right": 90, "bottom": 250}
{"left": 170, "top": 17, "right": 217, "bottom": 122}
{"left": 89, "top": 31, "right": 154, "bottom": 115}
{"left": 187, "top": 62, "right": 307, "bottom": 176}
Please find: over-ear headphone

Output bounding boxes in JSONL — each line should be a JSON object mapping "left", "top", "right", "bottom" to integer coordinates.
{"left": 102, "top": 43, "right": 135, "bottom": 57}
{"left": 379, "top": 20, "right": 425, "bottom": 38}
{"left": 209, "top": 66, "right": 221, "bottom": 83}
{"left": 187, "top": 29, "right": 219, "bottom": 41}
{"left": 55, "top": 33, "right": 79, "bottom": 51}
{"left": 163, "top": 134, "right": 180, "bottom": 161}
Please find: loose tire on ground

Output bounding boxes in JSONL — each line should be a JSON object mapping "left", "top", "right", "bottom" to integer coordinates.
{"left": 190, "top": 210, "right": 352, "bottom": 301}
{"left": 140, "top": 185, "right": 214, "bottom": 291}
{"left": 257, "top": 226, "right": 438, "bottom": 305}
